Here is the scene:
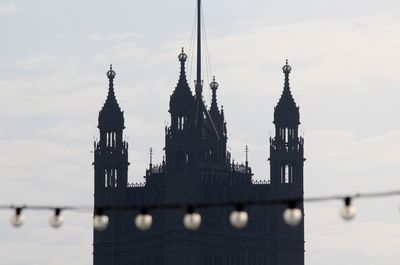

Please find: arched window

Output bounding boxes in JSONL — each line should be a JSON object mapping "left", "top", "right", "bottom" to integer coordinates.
{"left": 285, "top": 165, "right": 289, "bottom": 183}
{"left": 105, "top": 169, "right": 109, "bottom": 187}
{"left": 281, "top": 165, "right": 290, "bottom": 183}
{"left": 178, "top": 116, "right": 187, "bottom": 130}
{"left": 114, "top": 169, "right": 118, "bottom": 187}
{"left": 285, "top": 128, "right": 289, "bottom": 143}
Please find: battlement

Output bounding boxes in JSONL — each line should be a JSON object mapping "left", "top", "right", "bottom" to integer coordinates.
{"left": 270, "top": 136, "right": 304, "bottom": 152}
{"left": 251, "top": 179, "right": 270, "bottom": 185}
{"left": 127, "top": 182, "right": 145, "bottom": 188}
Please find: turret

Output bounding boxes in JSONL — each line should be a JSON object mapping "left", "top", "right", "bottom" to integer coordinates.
{"left": 169, "top": 48, "right": 195, "bottom": 136}
{"left": 273, "top": 60, "right": 300, "bottom": 144}
{"left": 270, "top": 60, "right": 304, "bottom": 187}
{"left": 94, "top": 65, "right": 129, "bottom": 196}
{"left": 203, "top": 76, "right": 228, "bottom": 165}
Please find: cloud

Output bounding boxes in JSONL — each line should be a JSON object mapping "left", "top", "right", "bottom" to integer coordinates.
{"left": 305, "top": 129, "right": 400, "bottom": 195}
{"left": 0, "top": 4, "right": 16, "bottom": 16}
{"left": 1, "top": 5, "right": 400, "bottom": 264}
{"left": 88, "top": 32, "right": 139, "bottom": 42}
{"left": 0, "top": 213, "right": 92, "bottom": 265}
{"left": 306, "top": 204, "right": 400, "bottom": 265}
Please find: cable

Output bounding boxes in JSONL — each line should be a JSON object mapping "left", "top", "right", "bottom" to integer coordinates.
{"left": 2, "top": 189, "right": 399, "bottom": 230}
{"left": 201, "top": 4, "right": 213, "bottom": 86}
{"left": 188, "top": 2, "right": 197, "bottom": 85}
{"left": 1, "top": 190, "right": 399, "bottom": 213}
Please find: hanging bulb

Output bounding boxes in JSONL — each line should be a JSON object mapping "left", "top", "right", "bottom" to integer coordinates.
{"left": 340, "top": 197, "right": 356, "bottom": 221}
{"left": 283, "top": 201, "right": 302, "bottom": 226}
{"left": 93, "top": 208, "right": 109, "bottom": 231}
{"left": 10, "top": 207, "right": 25, "bottom": 227}
{"left": 135, "top": 207, "right": 153, "bottom": 231}
{"left": 183, "top": 205, "right": 201, "bottom": 230}
{"left": 229, "top": 203, "right": 248, "bottom": 229}
{"left": 49, "top": 208, "right": 64, "bottom": 228}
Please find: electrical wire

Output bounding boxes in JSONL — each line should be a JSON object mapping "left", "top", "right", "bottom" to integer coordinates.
{"left": 1, "top": 190, "right": 399, "bottom": 213}
{"left": 188, "top": 2, "right": 197, "bottom": 85}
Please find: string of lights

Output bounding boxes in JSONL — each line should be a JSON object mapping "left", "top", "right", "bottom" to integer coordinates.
{"left": 1, "top": 190, "right": 399, "bottom": 231}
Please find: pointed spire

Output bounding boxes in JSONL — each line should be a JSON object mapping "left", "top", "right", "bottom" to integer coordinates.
{"left": 173, "top": 47, "right": 192, "bottom": 95}
{"left": 274, "top": 59, "right": 299, "bottom": 126}
{"left": 107, "top": 64, "right": 116, "bottom": 83}
{"left": 210, "top": 76, "right": 219, "bottom": 115}
{"left": 149, "top": 147, "right": 153, "bottom": 172}
{"left": 169, "top": 48, "right": 194, "bottom": 117}
{"left": 282, "top": 59, "right": 292, "bottom": 91}
{"left": 245, "top": 145, "right": 249, "bottom": 163}
{"left": 177, "top": 47, "right": 188, "bottom": 86}
{"left": 98, "top": 64, "right": 124, "bottom": 129}
{"left": 245, "top": 145, "right": 249, "bottom": 171}
{"left": 106, "top": 64, "right": 116, "bottom": 98}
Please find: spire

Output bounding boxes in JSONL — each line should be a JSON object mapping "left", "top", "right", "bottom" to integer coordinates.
{"left": 172, "top": 48, "right": 192, "bottom": 96}
{"left": 169, "top": 48, "right": 194, "bottom": 117}
{"left": 149, "top": 147, "right": 153, "bottom": 171}
{"left": 98, "top": 65, "right": 124, "bottom": 130}
{"left": 210, "top": 76, "right": 219, "bottom": 115}
{"left": 245, "top": 145, "right": 249, "bottom": 171}
{"left": 274, "top": 59, "right": 300, "bottom": 126}
{"left": 107, "top": 64, "right": 116, "bottom": 93}
{"left": 177, "top": 47, "right": 189, "bottom": 88}
{"left": 283, "top": 59, "right": 291, "bottom": 92}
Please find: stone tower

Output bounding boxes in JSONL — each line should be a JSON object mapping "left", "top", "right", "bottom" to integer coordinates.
{"left": 269, "top": 60, "right": 305, "bottom": 264}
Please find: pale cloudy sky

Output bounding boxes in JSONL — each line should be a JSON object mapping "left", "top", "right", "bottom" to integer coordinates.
{"left": 0, "top": 0, "right": 400, "bottom": 264}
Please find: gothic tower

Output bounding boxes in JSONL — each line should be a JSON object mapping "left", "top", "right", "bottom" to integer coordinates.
{"left": 204, "top": 76, "right": 228, "bottom": 166}
{"left": 94, "top": 65, "right": 128, "bottom": 197}
{"left": 165, "top": 48, "right": 200, "bottom": 203}
{"left": 269, "top": 60, "right": 305, "bottom": 264}
{"left": 93, "top": 66, "right": 129, "bottom": 265}
{"left": 270, "top": 60, "right": 304, "bottom": 192}
{"left": 92, "top": 2, "right": 304, "bottom": 265}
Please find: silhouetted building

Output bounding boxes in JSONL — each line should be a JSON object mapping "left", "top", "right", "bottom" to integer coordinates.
{"left": 93, "top": 2, "right": 304, "bottom": 265}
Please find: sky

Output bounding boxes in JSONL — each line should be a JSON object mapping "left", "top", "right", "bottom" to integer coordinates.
{"left": 0, "top": 0, "right": 400, "bottom": 264}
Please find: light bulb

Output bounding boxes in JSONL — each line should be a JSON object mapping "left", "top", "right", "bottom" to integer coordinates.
{"left": 340, "top": 197, "right": 356, "bottom": 221}
{"left": 183, "top": 206, "right": 201, "bottom": 230}
{"left": 49, "top": 208, "right": 64, "bottom": 228}
{"left": 229, "top": 204, "right": 248, "bottom": 229}
{"left": 93, "top": 208, "right": 109, "bottom": 231}
{"left": 283, "top": 202, "right": 302, "bottom": 227}
{"left": 10, "top": 208, "right": 25, "bottom": 227}
{"left": 135, "top": 208, "right": 152, "bottom": 231}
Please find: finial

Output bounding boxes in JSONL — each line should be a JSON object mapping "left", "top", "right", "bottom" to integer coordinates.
{"left": 210, "top": 75, "right": 219, "bottom": 90}
{"left": 178, "top": 47, "right": 187, "bottom": 62}
{"left": 107, "top": 64, "right": 116, "bottom": 79}
{"left": 282, "top": 59, "right": 292, "bottom": 74}
{"left": 245, "top": 145, "right": 249, "bottom": 166}
{"left": 149, "top": 147, "right": 153, "bottom": 166}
